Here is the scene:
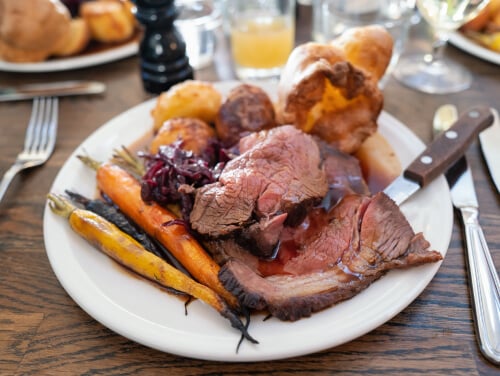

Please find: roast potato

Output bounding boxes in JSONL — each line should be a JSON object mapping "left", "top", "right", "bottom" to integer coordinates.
{"left": 215, "top": 84, "right": 276, "bottom": 147}
{"left": 150, "top": 117, "right": 216, "bottom": 155}
{"left": 355, "top": 131, "right": 401, "bottom": 191}
{"left": 80, "top": 0, "right": 135, "bottom": 43}
{"left": 151, "top": 80, "right": 223, "bottom": 132}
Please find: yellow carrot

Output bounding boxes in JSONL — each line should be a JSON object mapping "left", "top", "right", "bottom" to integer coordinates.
{"left": 47, "top": 193, "right": 256, "bottom": 344}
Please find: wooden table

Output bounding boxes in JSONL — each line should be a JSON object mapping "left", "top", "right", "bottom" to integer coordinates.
{"left": 1, "top": 5, "right": 499, "bottom": 375}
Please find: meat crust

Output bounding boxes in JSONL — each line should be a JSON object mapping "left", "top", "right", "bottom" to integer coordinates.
{"left": 218, "top": 192, "right": 443, "bottom": 321}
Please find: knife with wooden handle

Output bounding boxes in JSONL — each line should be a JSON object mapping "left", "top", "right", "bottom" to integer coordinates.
{"left": 436, "top": 104, "right": 500, "bottom": 365}
{"left": 384, "top": 106, "right": 494, "bottom": 205}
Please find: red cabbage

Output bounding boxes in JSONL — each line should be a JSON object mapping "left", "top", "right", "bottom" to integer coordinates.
{"left": 140, "top": 139, "right": 232, "bottom": 221}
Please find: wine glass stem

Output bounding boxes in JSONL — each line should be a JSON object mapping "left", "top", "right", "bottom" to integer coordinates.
{"left": 425, "top": 30, "right": 449, "bottom": 64}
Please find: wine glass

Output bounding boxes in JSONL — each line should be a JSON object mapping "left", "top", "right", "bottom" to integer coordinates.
{"left": 394, "top": 0, "right": 490, "bottom": 94}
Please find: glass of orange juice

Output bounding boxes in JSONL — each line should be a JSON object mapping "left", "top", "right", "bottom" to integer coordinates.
{"left": 228, "top": 0, "right": 295, "bottom": 80}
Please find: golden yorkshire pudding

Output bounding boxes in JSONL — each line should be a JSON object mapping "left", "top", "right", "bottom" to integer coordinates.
{"left": 277, "top": 25, "right": 393, "bottom": 154}
{"left": 0, "top": 0, "right": 71, "bottom": 62}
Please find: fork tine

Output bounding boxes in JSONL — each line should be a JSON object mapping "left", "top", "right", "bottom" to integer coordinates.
{"left": 23, "top": 98, "right": 42, "bottom": 152}
{"left": 39, "top": 97, "right": 56, "bottom": 152}
{"left": 38, "top": 98, "right": 51, "bottom": 152}
{"left": 44, "top": 97, "right": 58, "bottom": 155}
{"left": 29, "top": 97, "right": 49, "bottom": 154}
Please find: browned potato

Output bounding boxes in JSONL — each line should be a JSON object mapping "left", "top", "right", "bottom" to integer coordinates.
{"left": 80, "top": 0, "right": 135, "bottom": 43}
{"left": 150, "top": 117, "right": 216, "bottom": 155}
{"left": 151, "top": 80, "right": 223, "bottom": 132}
{"left": 215, "top": 84, "right": 276, "bottom": 147}
{"left": 355, "top": 131, "right": 401, "bottom": 191}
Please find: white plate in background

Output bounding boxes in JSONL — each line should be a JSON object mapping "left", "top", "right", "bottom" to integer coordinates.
{"left": 449, "top": 31, "right": 500, "bottom": 65}
{"left": 0, "top": 40, "right": 138, "bottom": 73}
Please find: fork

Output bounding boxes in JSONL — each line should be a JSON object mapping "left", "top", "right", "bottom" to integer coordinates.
{"left": 0, "top": 97, "right": 58, "bottom": 202}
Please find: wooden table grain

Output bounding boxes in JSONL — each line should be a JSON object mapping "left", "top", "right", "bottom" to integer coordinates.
{"left": 0, "top": 5, "right": 499, "bottom": 375}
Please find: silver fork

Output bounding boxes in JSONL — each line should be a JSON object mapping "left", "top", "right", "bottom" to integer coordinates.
{"left": 0, "top": 97, "right": 58, "bottom": 202}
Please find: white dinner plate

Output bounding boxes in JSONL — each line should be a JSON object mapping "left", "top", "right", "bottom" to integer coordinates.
{"left": 43, "top": 81, "right": 453, "bottom": 362}
{"left": 0, "top": 39, "right": 138, "bottom": 73}
{"left": 449, "top": 31, "right": 500, "bottom": 66}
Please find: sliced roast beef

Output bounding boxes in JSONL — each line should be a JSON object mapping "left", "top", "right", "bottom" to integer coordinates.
{"left": 318, "top": 139, "right": 370, "bottom": 207}
{"left": 218, "top": 192, "right": 443, "bottom": 321}
{"left": 190, "top": 125, "right": 328, "bottom": 258}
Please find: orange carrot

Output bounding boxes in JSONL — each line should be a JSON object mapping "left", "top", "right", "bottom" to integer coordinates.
{"left": 80, "top": 157, "right": 238, "bottom": 308}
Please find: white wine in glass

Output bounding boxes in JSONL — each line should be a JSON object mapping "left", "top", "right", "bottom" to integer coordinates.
{"left": 394, "top": 0, "right": 490, "bottom": 94}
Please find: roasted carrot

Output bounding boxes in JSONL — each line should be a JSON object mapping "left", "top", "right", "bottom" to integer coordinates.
{"left": 64, "top": 190, "right": 191, "bottom": 277}
{"left": 77, "top": 155, "right": 239, "bottom": 308}
{"left": 47, "top": 193, "right": 257, "bottom": 345}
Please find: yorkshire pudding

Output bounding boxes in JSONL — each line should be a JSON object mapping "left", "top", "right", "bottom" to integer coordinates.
{"left": 277, "top": 25, "right": 393, "bottom": 154}
{"left": 0, "top": 0, "right": 71, "bottom": 62}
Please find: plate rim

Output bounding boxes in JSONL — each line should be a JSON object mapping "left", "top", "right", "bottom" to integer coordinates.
{"left": 43, "top": 80, "right": 453, "bottom": 361}
{"left": 0, "top": 40, "right": 138, "bottom": 73}
{"left": 449, "top": 31, "right": 500, "bottom": 66}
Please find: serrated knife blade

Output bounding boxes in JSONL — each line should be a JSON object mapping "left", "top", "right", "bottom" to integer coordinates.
{"left": 479, "top": 108, "right": 500, "bottom": 194}
{"left": 383, "top": 106, "right": 493, "bottom": 205}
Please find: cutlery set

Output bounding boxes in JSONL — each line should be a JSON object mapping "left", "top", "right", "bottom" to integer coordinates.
{"left": 433, "top": 104, "right": 500, "bottom": 365}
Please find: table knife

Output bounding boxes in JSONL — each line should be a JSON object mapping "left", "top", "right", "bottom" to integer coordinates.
{"left": 435, "top": 104, "right": 500, "bottom": 365}
{"left": 384, "top": 106, "right": 493, "bottom": 205}
{"left": 0, "top": 81, "right": 106, "bottom": 102}
{"left": 479, "top": 108, "right": 500, "bottom": 194}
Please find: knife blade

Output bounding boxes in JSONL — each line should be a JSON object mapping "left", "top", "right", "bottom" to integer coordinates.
{"left": 0, "top": 81, "right": 106, "bottom": 102}
{"left": 436, "top": 105, "right": 500, "bottom": 365}
{"left": 479, "top": 108, "right": 500, "bottom": 194}
{"left": 384, "top": 106, "right": 494, "bottom": 205}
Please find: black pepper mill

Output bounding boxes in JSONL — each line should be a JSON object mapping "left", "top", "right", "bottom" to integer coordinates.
{"left": 134, "top": 0, "right": 193, "bottom": 94}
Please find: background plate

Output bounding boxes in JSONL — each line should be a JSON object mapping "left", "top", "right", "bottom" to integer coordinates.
{"left": 449, "top": 31, "right": 500, "bottom": 65}
{"left": 0, "top": 40, "right": 138, "bottom": 73}
{"left": 43, "top": 81, "right": 453, "bottom": 362}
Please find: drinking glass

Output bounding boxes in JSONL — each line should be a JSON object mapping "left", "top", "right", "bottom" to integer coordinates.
{"left": 394, "top": 0, "right": 490, "bottom": 94}
{"left": 175, "top": 0, "right": 223, "bottom": 70}
{"left": 227, "top": 0, "right": 295, "bottom": 80}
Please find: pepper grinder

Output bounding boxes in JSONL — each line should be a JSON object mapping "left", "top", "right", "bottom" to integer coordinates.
{"left": 134, "top": 0, "right": 193, "bottom": 94}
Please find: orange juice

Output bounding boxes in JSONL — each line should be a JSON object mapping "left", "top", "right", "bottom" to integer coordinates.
{"left": 231, "top": 16, "right": 294, "bottom": 70}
